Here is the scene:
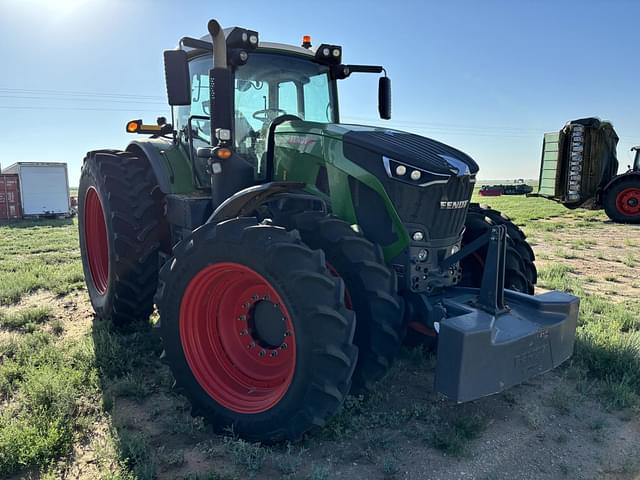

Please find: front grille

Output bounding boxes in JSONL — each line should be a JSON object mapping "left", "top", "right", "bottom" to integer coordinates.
{"left": 386, "top": 175, "right": 474, "bottom": 241}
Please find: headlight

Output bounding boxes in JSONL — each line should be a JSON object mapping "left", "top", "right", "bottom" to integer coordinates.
{"left": 383, "top": 156, "right": 450, "bottom": 187}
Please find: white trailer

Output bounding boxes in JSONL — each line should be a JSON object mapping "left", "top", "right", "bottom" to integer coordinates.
{"left": 1, "top": 162, "right": 70, "bottom": 217}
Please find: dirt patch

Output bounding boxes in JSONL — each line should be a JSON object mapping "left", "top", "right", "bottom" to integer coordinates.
{"left": 528, "top": 219, "right": 640, "bottom": 301}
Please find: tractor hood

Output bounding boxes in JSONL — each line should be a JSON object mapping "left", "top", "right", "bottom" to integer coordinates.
{"left": 315, "top": 123, "right": 480, "bottom": 176}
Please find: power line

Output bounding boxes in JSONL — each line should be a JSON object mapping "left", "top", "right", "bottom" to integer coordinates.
{"left": 0, "top": 87, "right": 165, "bottom": 101}
{"left": 0, "top": 95, "right": 167, "bottom": 105}
{"left": 0, "top": 105, "right": 165, "bottom": 113}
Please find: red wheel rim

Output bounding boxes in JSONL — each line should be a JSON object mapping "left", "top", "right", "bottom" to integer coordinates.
{"left": 179, "top": 263, "right": 296, "bottom": 414}
{"left": 616, "top": 187, "right": 640, "bottom": 216}
{"left": 84, "top": 186, "right": 109, "bottom": 295}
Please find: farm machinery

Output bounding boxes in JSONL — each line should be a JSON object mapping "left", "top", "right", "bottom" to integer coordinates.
{"left": 533, "top": 117, "right": 640, "bottom": 223}
{"left": 78, "top": 19, "right": 579, "bottom": 442}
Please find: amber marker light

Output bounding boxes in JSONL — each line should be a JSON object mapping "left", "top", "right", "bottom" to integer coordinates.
{"left": 215, "top": 148, "right": 233, "bottom": 160}
{"left": 126, "top": 120, "right": 141, "bottom": 133}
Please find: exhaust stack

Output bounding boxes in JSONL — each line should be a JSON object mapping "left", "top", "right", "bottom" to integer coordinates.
{"left": 207, "top": 19, "right": 232, "bottom": 141}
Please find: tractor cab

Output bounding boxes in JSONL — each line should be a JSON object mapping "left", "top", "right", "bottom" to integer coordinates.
{"left": 162, "top": 24, "right": 391, "bottom": 207}
{"left": 632, "top": 146, "right": 640, "bottom": 172}
{"left": 178, "top": 41, "right": 339, "bottom": 181}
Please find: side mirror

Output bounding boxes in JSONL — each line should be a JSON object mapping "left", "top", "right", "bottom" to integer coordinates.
{"left": 378, "top": 76, "right": 391, "bottom": 120}
{"left": 163, "top": 50, "right": 191, "bottom": 106}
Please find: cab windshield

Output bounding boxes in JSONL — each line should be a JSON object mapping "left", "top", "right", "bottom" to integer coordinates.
{"left": 183, "top": 52, "right": 336, "bottom": 170}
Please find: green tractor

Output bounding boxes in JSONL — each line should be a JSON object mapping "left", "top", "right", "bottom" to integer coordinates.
{"left": 534, "top": 117, "right": 640, "bottom": 223}
{"left": 78, "top": 19, "right": 579, "bottom": 442}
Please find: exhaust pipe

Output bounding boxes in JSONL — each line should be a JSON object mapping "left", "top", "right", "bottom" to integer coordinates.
{"left": 207, "top": 19, "right": 227, "bottom": 70}
{"left": 206, "top": 19, "right": 232, "bottom": 141}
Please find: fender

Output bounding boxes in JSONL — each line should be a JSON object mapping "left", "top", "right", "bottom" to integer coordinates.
{"left": 126, "top": 138, "right": 196, "bottom": 194}
{"left": 208, "top": 181, "right": 326, "bottom": 224}
{"left": 602, "top": 171, "right": 640, "bottom": 194}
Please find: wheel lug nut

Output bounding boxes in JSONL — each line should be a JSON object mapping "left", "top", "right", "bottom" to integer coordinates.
{"left": 248, "top": 342, "right": 256, "bottom": 349}
{"left": 284, "top": 331, "right": 290, "bottom": 337}
{"left": 239, "top": 329, "right": 248, "bottom": 336}
{"left": 270, "top": 350, "right": 278, "bottom": 357}
{"left": 252, "top": 295, "right": 259, "bottom": 301}
{"left": 281, "top": 342, "right": 288, "bottom": 350}
{"left": 238, "top": 315, "right": 246, "bottom": 321}
{"left": 259, "top": 349, "right": 266, "bottom": 357}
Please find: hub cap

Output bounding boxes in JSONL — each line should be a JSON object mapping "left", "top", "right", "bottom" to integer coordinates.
{"left": 616, "top": 187, "right": 640, "bottom": 216}
{"left": 84, "top": 186, "right": 109, "bottom": 295}
{"left": 179, "top": 263, "right": 296, "bottom": 414}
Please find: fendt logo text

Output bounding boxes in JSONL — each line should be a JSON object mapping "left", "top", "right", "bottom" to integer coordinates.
{"left": 440, "top": 200, "right": 469, "bottom": 209}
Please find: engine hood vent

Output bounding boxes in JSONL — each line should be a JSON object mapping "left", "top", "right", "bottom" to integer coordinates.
{"left": 341, "top": 127, "right": 479, "bottom": 176}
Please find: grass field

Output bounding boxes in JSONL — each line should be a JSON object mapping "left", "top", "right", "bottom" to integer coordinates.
{"left": 0, "top": 195, "right": 639, "bottom": 479}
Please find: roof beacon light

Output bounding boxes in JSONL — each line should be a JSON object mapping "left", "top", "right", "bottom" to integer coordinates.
{"left": 302, "top": 35, "right": 312, "bottom": 48}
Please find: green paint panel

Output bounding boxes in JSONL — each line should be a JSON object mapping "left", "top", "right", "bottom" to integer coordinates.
{"left": 543, "top": 150, "right": 560, "bottom": 161}
{"left": 150, "top": 142, "right": 196, "bottom": 194}
{"left": 272, "top": 122, "right": 410, "bottom": 260}
{"left": 545, "top": 132, "right": 560, "bottom": 143}
{"left": 544, "top": 142, "right": 559, "bottom": 153}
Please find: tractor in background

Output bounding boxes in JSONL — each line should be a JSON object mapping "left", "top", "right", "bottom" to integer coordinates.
{"left": 533, "top": 117, "right": 640, "bottom": 223}
{"left": 78, "top": 19, "right": 578, "bottom": 442}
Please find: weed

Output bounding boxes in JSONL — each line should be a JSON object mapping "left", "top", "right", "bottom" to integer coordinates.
{"left": 116, "top": 429, "right": 155, "bottom": 480}
{"left": 0, "top": 306, "right": 51, "bottom": 331}
{"left": 555, "top": 248, "right": 579, "bottom": 260}
{"left": 165, "top": 449, "right": 185, "bottom": 467}
{"left": 522, "top": 404, "right": 544, "bottom": 430}
{"left": 224, "top": 437, "right": 268, "bottom": 473}
{"left": 309, "top": 463, "right": 331, "bottom": 480}
{"left": 381, "top": 456, "right": 400, "bottom": 477}
{"left": 427, "top": 414, "right": 487, "bottom": 456}
{"left": 50, "top": 318, "right": 64, "bottom": 335}
{"left": 275, "top": 443, "right": 305, "bottom": 475}
{"left": 621, "top": 254, "right": 636, "bottom": 268}
{"left": 548, "top": 386, "right": 572, "bottom": 414}
{"left": 538, "top": 263, "right": 579, "bottom": 293}
{"left": 109, "top": 373, "right": 150, "bottom": 402}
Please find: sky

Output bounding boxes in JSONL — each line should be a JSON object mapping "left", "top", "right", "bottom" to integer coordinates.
{"left": 0, "top": 0, "right": 638, "bottom": 186}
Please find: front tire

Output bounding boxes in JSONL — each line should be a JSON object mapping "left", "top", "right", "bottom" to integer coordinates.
{"left": 603, "top": 176, "right": 640, "bottom": 223}
{"left": 78, "top": 150, "right": 166, "bottom": 325}
{"left": 460, "top": 203, "right": 537, "bottom": 293}
{"left": 155, "top": 218, "right": 357, "bottom": 442}
{"left": 276, "top": 212, "right": 404, "bottom": 392}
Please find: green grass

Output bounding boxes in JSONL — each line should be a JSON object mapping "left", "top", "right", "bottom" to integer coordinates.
{"left": 0, "top": 219, "right": 83, "bottom": 305}
{"left": 0, "top": 331, "right": 98, "bottom": 476}
{"left": 0, "top": 198, "right": 639, "bottom": 476}
{"left": 426, "top": 414, "right": 487, "bottom": 456}
{"left": 0, "top": 306, "right": 52, "bottom": 332}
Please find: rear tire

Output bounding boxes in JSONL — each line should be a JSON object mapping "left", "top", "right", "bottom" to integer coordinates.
{"left": 276, "top": 212, "right": 404, "bottom": 392}
{"left": 78, "top": 150, "right": 166, "bottom": 325}
{"left": 603, "top": 176, "right": 640, "bottom": 223}
{"left": 155, "top": 218, "right": 357, "bottom": 442}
